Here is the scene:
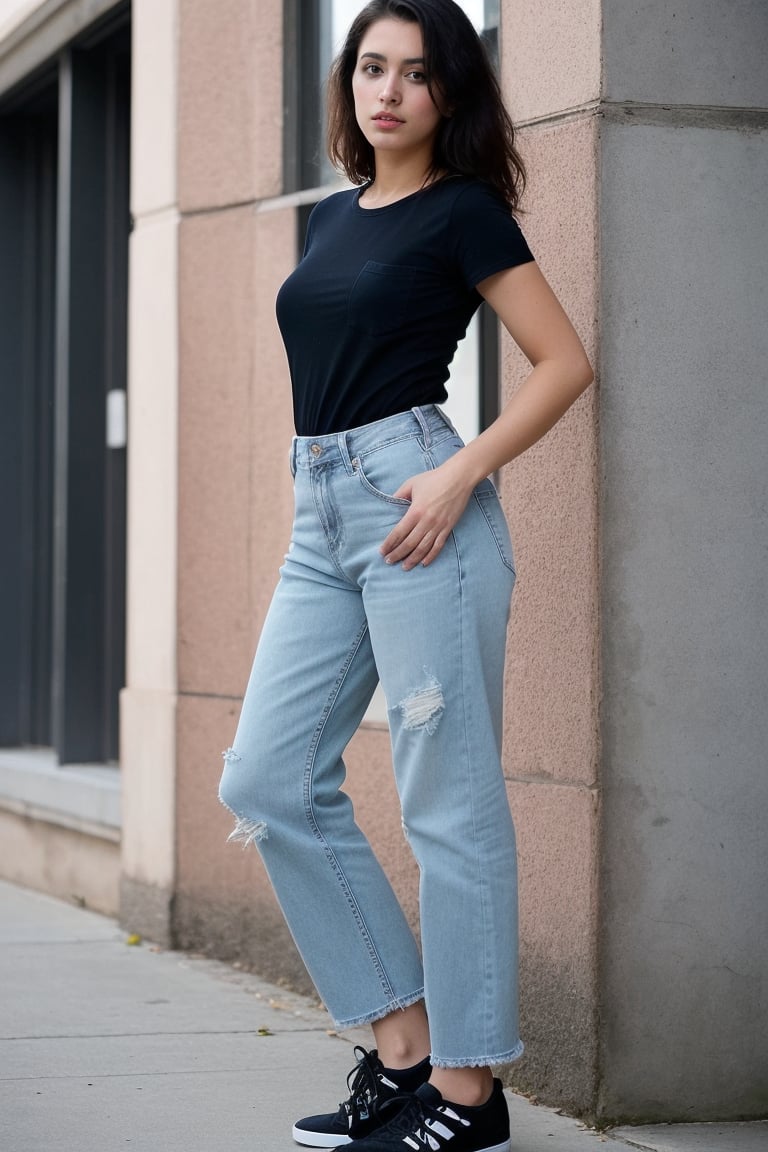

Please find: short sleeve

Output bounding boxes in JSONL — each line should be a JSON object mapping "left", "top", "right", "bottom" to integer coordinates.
{"left": 301, "top": 201, "right": 320, "bottom": 258}
{"left": 448, "top": 182, "right": 534, "bottom": 289}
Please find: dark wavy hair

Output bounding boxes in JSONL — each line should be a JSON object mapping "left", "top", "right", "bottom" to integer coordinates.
{"left": 327, "top": 0, "right": 525, "bottom": 210}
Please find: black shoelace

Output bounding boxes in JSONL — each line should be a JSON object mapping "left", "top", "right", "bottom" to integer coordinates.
{"left": 343, "top": 1046, "right": 388, "bottom": 1127}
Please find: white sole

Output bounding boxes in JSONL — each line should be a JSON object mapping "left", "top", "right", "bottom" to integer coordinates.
{"left": 291, "top": 1126, "right": 352, "bottom": 1148}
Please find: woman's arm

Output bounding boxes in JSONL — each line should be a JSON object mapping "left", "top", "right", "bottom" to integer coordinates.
{"left": 380, "top": 261, "right": 594, "bottom": 569}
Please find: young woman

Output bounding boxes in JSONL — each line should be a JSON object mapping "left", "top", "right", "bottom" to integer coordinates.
{"left": 219, "top": 2, "right": 592, "bottom": 1150}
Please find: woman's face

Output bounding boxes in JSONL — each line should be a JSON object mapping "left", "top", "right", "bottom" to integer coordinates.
{"left": 351, "top": 18, "right": 445, "bottom": 161}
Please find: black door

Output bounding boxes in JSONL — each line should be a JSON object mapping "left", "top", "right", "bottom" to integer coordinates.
{"left": 0, "top": 9, "right": 130, "bottom": 763}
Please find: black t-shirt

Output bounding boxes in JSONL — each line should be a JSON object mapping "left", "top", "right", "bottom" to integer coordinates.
{"left": 276, "top": 177, "right": 534, "bottom": 436}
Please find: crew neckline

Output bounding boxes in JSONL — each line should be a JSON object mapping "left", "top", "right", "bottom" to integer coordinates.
{"left": 355, "top": 175, "right": 461, "bottom": 214}
{"left": 354, "top": 183, "right": 430, "bottom": 213}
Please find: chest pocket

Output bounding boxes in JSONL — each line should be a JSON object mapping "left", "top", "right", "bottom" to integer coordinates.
{"left": 347, "top": 261, "right": 417, "bottom": 337}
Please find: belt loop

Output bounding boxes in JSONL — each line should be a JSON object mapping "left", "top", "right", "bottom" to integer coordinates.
{"left": 435, "top": 404, "right": 458, "bottom": 436}
{"left": 337, "top": 430, "right": 354, "bottom": 474}
{"left": 412, "top": 405, "right": 431, "bottom": 450}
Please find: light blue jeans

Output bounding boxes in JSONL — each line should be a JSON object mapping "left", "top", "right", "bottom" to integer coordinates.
{"left": 219, "top": 405, "right": 522, "bottom": 1068}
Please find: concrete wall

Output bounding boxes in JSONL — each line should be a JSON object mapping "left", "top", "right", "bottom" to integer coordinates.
{"left": 598, "top": 0, "right": 768, "bottom": 1121}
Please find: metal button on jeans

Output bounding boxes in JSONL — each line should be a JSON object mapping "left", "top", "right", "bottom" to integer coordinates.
{"left": 310, "top": 444, "right": 323, "bottom": 457}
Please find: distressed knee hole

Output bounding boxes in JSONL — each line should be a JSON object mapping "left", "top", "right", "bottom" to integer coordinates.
{"left": 226, "top": 816, "right": 268, "bottom": 847}
{"left": 219, "top": 748, "right": 268, "bottom": 848}
{"left": 398, "top": 675, "right": 445, "bottom": 734}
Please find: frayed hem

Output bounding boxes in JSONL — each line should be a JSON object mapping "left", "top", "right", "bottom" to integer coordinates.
{"left": 332, "top": 988, "right": 425, "bottom": 1030}
{"left": 429, "top": 1041, "right": 524, "bottom": 1069}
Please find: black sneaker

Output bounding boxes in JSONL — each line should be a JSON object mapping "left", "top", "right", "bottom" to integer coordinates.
{"left": 342, "top": 1079, "right": 511, "bottom": 1152}
{"left": 292, "top": 1046, "right": 431, "bottom": 1148}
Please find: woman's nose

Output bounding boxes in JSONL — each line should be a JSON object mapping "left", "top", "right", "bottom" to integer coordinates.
{"left": 379, "top": 78, "right": 401, "bottom": 104}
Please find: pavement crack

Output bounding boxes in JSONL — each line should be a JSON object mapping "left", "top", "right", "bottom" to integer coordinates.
{"left": 1, "top": 1068, "right": 273, "bottom": 1082}
{"left": 1, "top": 1026, "right": 335, "bottom": 1042}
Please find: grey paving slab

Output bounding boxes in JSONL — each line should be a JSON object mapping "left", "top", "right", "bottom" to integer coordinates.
{"left": 2, "top": 1065, "right": 332, "bottom": 1152}
{"left": 0, "top": 941, "right": 328, "bottom": 1038}
{"left": 1, "top": 1029, "right": 338, "bottom": 1079}
{"left": 0, "top": 882, "right": 355, "bottom": 1152}
{"left": 0, "top": 879, "right": 119, "bottom": 943}
{"left": 0, "top": 1032, "right": 358, "bottom": 1152}
{"left": 505, "top": 1096, "right": 614, "bottom": 1150}
{"left": 607, "top": 1122, "right": 768, "bottom": 1151}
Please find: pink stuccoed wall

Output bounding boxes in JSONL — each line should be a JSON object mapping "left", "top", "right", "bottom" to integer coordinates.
{"left": 500, "top": 116, "right": 600, "bottom": 1108}
{"left": 171, "top": 0, "right": 601, "bottom": 1115}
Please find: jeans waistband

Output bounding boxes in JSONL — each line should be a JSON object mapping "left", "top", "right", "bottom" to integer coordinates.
{"left": 290, "top": 405, "right": 457, "bottom": 474}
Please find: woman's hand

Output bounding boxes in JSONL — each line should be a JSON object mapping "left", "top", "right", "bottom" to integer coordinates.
{"left": 380, "top": 455, "right": 480, "bottom": 570}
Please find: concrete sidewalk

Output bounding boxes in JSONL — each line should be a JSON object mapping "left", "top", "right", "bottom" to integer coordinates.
{"left": 1, "top": 880, "right": 765, "bottom": 1152}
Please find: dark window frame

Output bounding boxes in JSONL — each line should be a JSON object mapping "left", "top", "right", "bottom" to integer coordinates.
{"left": 0, "top": 3, "right": 131, "bottom": 763}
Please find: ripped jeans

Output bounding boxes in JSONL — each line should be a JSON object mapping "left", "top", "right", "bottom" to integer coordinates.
{"left": 218, "top": 405, "right": 522, "bottom": 1068}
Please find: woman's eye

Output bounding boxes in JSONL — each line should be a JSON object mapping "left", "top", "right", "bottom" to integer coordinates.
{"left": 363, "top": 63, "right": 383, "bottom": 75}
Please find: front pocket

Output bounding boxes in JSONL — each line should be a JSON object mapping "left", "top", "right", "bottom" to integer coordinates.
{"left": 347, "top": 262, "right": 417, "bottom": 336}
{"left": 473, "top": 481, "right": 515, "bottom": 574}
{"left": 354, "top": 457, "right": 412, "bottom": 506}
{"left": 352, "top": 440, "right": 427, "bottom": 506}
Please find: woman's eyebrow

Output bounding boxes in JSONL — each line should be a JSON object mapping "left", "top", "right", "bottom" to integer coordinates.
{"left": 360, "top": 51, "right": 426, "bottom": 65}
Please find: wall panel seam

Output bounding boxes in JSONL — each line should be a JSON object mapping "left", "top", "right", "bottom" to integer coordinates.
{"left": 600, "top": 101, "right": 768, "bottom": 130}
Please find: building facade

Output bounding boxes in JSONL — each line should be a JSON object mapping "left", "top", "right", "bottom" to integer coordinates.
{"left": 1, "top": 0, "right": 766, "bottom": 1124}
